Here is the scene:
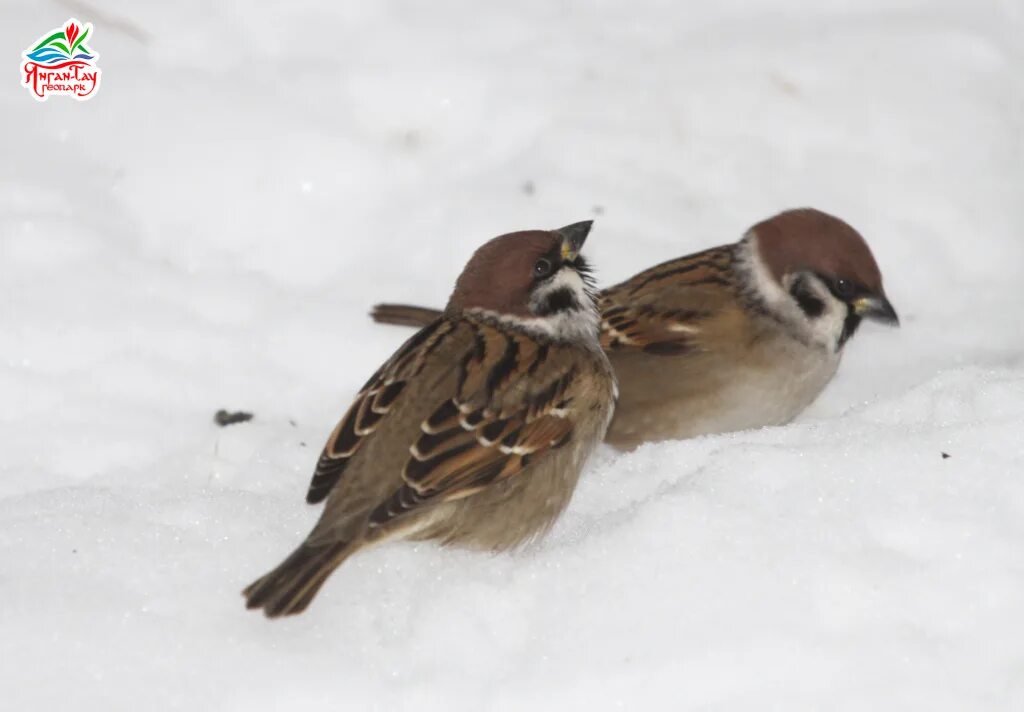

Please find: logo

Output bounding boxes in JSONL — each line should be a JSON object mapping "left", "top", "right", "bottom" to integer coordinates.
{"left": 20, "top": 19, "right": 101, "bottom": 101}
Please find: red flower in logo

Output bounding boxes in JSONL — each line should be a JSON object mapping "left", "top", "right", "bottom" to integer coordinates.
{"left": 65, "top": 21, "right": 80, "bottom": 49}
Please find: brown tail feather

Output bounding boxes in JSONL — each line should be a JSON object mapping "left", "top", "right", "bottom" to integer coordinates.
{"left": 243, "top": 540, "right": 357, "bottom": 618}
{"left": 370, "top": 303, "right": 443, "bottom": 328}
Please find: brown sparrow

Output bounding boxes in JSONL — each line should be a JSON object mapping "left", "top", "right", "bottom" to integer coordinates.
{"left": 370, "top": 208, "right": 898, "bottom": 451}
{"left": 245, "top": 221, "right": 616, "bottom": 617}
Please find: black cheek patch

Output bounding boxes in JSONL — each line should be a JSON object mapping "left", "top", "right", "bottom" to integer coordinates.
{"left": 795, "top": 292, "right": 825, "bottom": 318}
{"left": 790, "top": 276, "right": 825, "bottom": 318}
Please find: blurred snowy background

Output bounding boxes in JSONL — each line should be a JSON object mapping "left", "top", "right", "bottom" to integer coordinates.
{"left": 2, "top": 0, "right": 1023, "bottom": 709}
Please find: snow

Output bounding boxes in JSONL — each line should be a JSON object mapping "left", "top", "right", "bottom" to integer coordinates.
{"left": 2, "top": 0, "right": 1023, "bottom": 709}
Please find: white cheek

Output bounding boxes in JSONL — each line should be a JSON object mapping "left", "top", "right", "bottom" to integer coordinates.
{"left": 809, "top": 291, "right": 848, "bottom": 350}
{"left": 783, "top": 273, "right": 848, "bottom": 350}
{"left": 537, "top": 268, "right": 586, "bottom": 299}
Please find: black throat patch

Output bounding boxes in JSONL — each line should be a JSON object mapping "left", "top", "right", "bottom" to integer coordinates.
{"left": 838, "top": 312, "right": 862, "bottom": 348}
{"left": 535, "top": 287, "right": 580, "bottom": 316}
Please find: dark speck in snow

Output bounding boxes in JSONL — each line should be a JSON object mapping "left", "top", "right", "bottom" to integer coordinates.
{"left": 214, "top": 410, "right": 254, "bottom": 427}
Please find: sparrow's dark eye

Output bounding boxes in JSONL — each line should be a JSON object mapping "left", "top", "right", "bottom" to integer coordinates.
{"left": 534, "top": 258, "right": 553, "bottom": 278}
{"left": 834, "top": 278, "right": 855, "bottom": 299}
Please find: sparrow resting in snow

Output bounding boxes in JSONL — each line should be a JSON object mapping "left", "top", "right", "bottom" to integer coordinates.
{"left": 370, "top": 208, "right": 898, "bottom": 451}
{"left": 245, "top": 221, "right": 616, "bottom": 617}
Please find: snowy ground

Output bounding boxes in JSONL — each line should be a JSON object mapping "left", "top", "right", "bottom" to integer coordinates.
{"left": 3, "top": 0, "right": 1024, "bottom": 709}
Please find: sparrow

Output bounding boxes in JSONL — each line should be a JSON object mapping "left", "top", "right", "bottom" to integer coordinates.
{"left": 245, "top": 221, "right": 616, "bottom": 617}
{"left": 370, "top": 208, "right": 898, "bottom": 451}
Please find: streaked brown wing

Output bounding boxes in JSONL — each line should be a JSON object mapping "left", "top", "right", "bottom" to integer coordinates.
{"left": 365, "top": 318, "right": 586, "bottom": 530}
{"left": 306, "top": 318, "right": 457, "bottom": 504}
{"left": 599, "top": 245, "right": 738, "bottom": 355}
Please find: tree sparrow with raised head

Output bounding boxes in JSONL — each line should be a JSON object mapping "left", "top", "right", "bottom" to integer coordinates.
{"left": 245, "top": 221, "right": 616, "bottom": 617}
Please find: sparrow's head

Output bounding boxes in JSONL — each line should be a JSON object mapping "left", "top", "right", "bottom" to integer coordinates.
{"left": 749, "top": 208, "right": 898, "bottom": 349}
{"left": 447, "top": 221, "right": 600, "bottom": 340}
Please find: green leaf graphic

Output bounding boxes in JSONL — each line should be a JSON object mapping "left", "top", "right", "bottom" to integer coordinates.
{"left": 71, "top": 27, "right": 90, "bottom": 54}
{"left": 52, "top": 41, "right": 70, "bottom": 54}
{"left": 32, "top": 31, "right": 64, "bottom": 52}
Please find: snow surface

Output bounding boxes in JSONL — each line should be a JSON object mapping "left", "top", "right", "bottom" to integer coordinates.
{"left": 3, "top": 0, "right": 1024, "bottom": 709}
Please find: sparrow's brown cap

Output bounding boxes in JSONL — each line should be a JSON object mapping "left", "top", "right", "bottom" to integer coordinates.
{"left": 753, "top": 208, "right": 884, "bottom": 294}
{"left": 447, "top": 222, "right": 593, "bottom": 317}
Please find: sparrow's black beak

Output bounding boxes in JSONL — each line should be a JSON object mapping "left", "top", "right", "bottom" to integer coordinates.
{"left": 853, "top": 294, "right": 900, "bottom": 326}
{"left": 554, "top": 220, "right": 593, "bottom": 261}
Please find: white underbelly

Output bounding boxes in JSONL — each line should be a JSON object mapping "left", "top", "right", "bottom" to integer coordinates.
{"left": 689, "top": 347, "right": 841, "bottom": 436}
